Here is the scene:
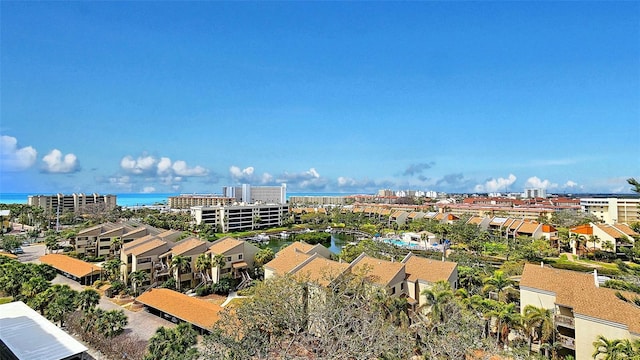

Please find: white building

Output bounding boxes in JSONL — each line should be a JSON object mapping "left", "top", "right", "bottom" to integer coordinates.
{"left": 580, "top": 197, "right": 640, "bottom": 225}
{"left": 523, "top": 188, "right": 547, "bottom": 198}
{"left": 222, "top": 183, "right": 287, "bottom": 204}
{"left": 191, "top": 203, "right": 288, "bottom": 232}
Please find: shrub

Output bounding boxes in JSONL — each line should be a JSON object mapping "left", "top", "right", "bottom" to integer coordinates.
{"left": 196, "top": 285, "right": 213, "bottom": 297}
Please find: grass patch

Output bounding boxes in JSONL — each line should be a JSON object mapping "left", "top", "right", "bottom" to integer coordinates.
{"left": 0, "top": 297, "right": 13, "bottom": 305}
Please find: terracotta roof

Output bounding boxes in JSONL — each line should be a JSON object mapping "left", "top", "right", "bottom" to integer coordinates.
{"left": 208, "top": 237, "right": 243, "bottom": 255}
{"left": 264, "top": 245, "right": 312, "bottom": 276}
{"left": 612, "top": 223, "right": 638, "bottom": 237}
{"left": 541, "top": 224, "right": 557, "bottom": 233}
{"left": 520, "top": 264, "right": 640, "bottom": 334}
{"left": 286, "top": 241, "right": 316, "bottom": 254}
{"left": 39, "top": 254, "right": 101, "bottom": 278}
{"left": 129, "top": 239, "right": 167, "bottom": 256}
{"left": 402, "top": 253, "right": 456, "bottom": 283}
{"left": 163, "top": 238, "right": 207, "bottom": 257}
{"left": 136, "top": 288, "right": 222, "bottom": 330}
{"left": 466, "top": 216, "right": 484, "bottom": 225}
{"left": 570, "top": 224, "right": 593, "bottom": 236}
{"left": 517, "top": 222, "right": 540, "bottom": 234}
{"left": 232, "top": 261, "right": 248, "bottom": 269}
{"left": 290, "top": 257, "right": 349, "bottom": 287}
{"left": 351, "top": 255, "right": 404, "bottom": 287}
{"left": 594, "top": 223, "right": 628, "bottom": 239}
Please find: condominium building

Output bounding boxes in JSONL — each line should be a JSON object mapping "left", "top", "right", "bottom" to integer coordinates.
{"left": 223, "top": 183, "right": 287, "bottom": 204}
{"left": 580, "top": 197, "right": 640, "bottom": 225}
{"left": 168, "top": 194, "right": 234, "bottom": 209}
{"left": 190, "top": 203, "right": 288, "bottom": 232}
{"left": 74, "top": 222, "right": 167, "bottom": 258}
{"left": 289, "top": 195, "right": 347, "bottom": 206}
{"left": 520, "top": 264, "right": 640, "bottom": 360}
{"left": 28, "top": 193, "right": 117, "bottom": 214}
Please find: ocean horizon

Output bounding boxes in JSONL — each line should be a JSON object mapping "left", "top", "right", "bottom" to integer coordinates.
{"left": 0, "top": 192, "right": 367, "bottom": 207}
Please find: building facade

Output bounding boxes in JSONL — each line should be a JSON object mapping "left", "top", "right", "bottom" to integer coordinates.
{"left": 222, "top": 183, "right": 287, "bottom": 204}
{"left": 190, "top": 204, "right": 288, "bottom": 232}
{"left": 168, "top": 195, "right": 234, "bottom": 209}
{"left": 28, "top": 193, "right": 117, "bottom": 214}
{"left": 580, "top": 197, "right": 640, "bottom": 225}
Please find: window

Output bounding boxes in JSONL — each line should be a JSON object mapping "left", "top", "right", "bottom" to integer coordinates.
{"left": 138, "top": 257, "right": 151, "bottom": 264}
{"left": 238, "top": 254, "right": 243, "bottom": 260}
{"left": 400, "top": 282, "right": 404, "bottom": 291}
{"left": 391, "top": 286, "right": 396, "bottom": 295}
{"left": 226, "top": 256, "right": 232, "bottom": 262}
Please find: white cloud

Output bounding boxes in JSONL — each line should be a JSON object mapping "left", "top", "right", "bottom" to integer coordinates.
{"left": 564, "top": 180, "right": 578, "bottom": 188}
{"left": 230, "top": 166, "right": 255, "bottom": 182}
{"left": 157, "top": 157, "right": 172, "bottom": 175}
{"left": 109, "top": 175, "right": 132, "bottom": 190}
{"left": 41, "top": 149, "right": 80, "bottom": 173}
{"left": 172, "top": 160, "right": 208, "bottom": 176}
{"left": 524, "top": 176, "right": 557, "bottom": 189}
{"left": 474, "top": 174, "right": 517, "bottom": 193}
{"left": 142, "top": 186, "right": 156, "bottom": 193}
{"left": 120, "top": 155, "right": 157, "bottom": 175}
{"left": 0, "top": 135, "right": 37, "bottom": 171}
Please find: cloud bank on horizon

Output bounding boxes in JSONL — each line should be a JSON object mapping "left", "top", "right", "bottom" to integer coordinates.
{"left": 1, "top": 2, "right": 638, "bottom": 194}
{"left": 2, "top": 134, "right": 636, "bottom": 194}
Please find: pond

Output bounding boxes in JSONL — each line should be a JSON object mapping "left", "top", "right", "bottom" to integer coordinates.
{"left": 262, "top": 233, "right": 352, "bottom": 255}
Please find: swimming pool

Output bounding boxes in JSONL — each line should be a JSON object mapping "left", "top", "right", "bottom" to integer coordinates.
{"left": 382, "top": 238, "right": 421, "bottom": 248}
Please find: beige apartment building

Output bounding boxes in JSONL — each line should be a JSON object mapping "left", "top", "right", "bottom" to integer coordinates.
{"left": 520, "top": 264, "right": 640, "bottom": 360}
{"left": 28, "top": 193, "right": 117, "bottom": 215}
{"left": 74, "top": 222, "right": 165, "bottom": 258}
{"left": 580, "top": 197, "right": 640, "bottom": 225}
{"left": 120, "top": 229, "right": 182, "bottom": 285}
{"left": 207, "top": 237, "right": 260, "bottom": 285}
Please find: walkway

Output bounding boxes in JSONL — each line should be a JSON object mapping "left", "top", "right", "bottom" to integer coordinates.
{"left": 221, "top": 291, "right": 247, "bottom": 307}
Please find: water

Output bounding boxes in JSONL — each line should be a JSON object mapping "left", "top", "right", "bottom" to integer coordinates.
{"left": 263, "top": 233, "right": 348, "bottom": 255}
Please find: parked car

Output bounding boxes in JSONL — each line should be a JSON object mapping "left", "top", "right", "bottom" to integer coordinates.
{"left": 11, "top": 247, "right": 24, "bottom": 254}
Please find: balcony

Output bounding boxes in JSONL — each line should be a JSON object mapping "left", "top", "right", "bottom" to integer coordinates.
{"left": 558, "top": 334, "right": 575, "bottom": 350}
{"left": 555, "top": 314, "right": 575, "bottom": 328}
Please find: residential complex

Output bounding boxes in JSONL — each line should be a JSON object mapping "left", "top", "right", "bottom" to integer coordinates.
{"left": 223, "top": 183, "right": 287, "bottom": 204}
{"left": 264, "top": 241, "right": 458, "bottom": 312}
{"left": 289, "top": 195, "right": 348, "bottom": 206}
{"left": 190, "top": 203, "right": 288, "bottom": 233}
{"left": 74, "top": 222, "right": 169, "bottom": 258}
{"left": 27, "top": 193, "right": 117, "bottom": 214}
{"left": 520, "top": 264, "right": 640, "bottom": 360}
{"left": 580, "top": 197, "right": 640, "bottom": 225}
{"left": 569, "top": 222, "right": 638, "bottom": 255}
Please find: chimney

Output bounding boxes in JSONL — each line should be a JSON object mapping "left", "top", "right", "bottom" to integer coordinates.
{"left": 594, "top": 269, "right": 599, "bottom": 288}
{"left": 541, "top": 261, "right": 544, "bottom": 268}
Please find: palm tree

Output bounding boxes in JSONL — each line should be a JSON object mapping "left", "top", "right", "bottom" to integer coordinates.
{"left": 103, "top": 258, "right": 123, "bottom": 281}
{"left": 76, "top": 288, "right": 101, "bottom": 312}
{"left": 170, "top": 255, "right": 191, "bottom": 291}
{"left": 110, "top": 236, "right": 123, "bottom": 258}
{"left": 212, "top": 253, "right": 226, "bottom": 283}
{"left": 589, "top": 235, "right": 601, "bottom": 252}
{"left": 487, "top": 302, "right": 521, "bottom": 346}
{"left": 254, "top": 248, "right": 275, "bottom": 267}
{"left": 570, "top": 233, "right": 586, "bottom": 256}
{"left": 21, "top": 276, "right": 50, "bottom": 302}
{"left": 419, "top": 280, "right": 454, "bottom": 324}
{"left": 99, "top": 309, "right": 128, "bottom": 338}
{"left": 482, "top": 270, "right": 514, "bottom": 302}
{"left": 523, "top": 305, "right": 554, "bottom": 354}
{"left": 130, "top": 270, "right": 149, "bottom": 296}
{"left": 195, "top": 253, "right": 212, "bottom": 282}
{"left": 592, "top": 335, "right": 625, "bottom": 360}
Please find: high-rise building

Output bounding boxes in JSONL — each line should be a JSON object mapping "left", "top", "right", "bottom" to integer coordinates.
{"left": 27, "top": 193, "right": 117, "bottom": 214}
{"left": 221, "top": 184, "right": 286, "bottom": 204}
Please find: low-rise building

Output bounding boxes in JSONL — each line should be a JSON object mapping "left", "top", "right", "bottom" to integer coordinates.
{"left": 520, "top": 264, "right": 640, "bottom": 360}
{"left": 74, "top": 222, "right": 166, "bottom": 258}
{"left": 39, "top": 254, "right": 102, "bottom": 285}
{"left": 580, "top": 197, "right": 640, "bottom": 225}
{"left": 120, "top": 230, "right": 182, "bottom": 285}
{"left": 207, "top": 237, "right": 260, "bottom": 285}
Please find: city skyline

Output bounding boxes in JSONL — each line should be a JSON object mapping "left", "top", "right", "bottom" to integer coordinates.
{"left": 1, "top": 2, "right": 638, "bottom": 195}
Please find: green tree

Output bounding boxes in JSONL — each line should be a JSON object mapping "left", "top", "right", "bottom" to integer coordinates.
{"left": 482, "top": 270, "right": 514, "bottom": 301}
{"left": 129, "top": 270, "right": 149, "bottom": 296}
{"left": 97, "top": 309, "right": 128, "bottom": 338}
{"left": 419, "top": 280, "right": 454, "bottom": 324}
{"left": 195, "top": 253, "right": 212, "bottom": 281}
{"left": 76, "top": 288, "right": 101, "bottom": 312}
{"left": 487, "top": 302, "right": 521, "bottom": 346}
{"left": 592, "top": 335, "right": 626, "bottom": 360}
{"left": 145, "top": 323, "right": 198, "bottom": 360}
{"left": 628, "top": 178, "right": 640, "bottom": 194}
{"left": 254, "top": 247, "right": 275, "bottom": 267}
{"left": 212, "top": 253, "right": 226, "bottom": 282}
{"left": 21, "top": 276, "right": 50, "bottom": 302}
{"left": 103, "top": 258, "right": 123, "bottom": 281}
{"left": 45, "top": 232, "right": 59, "bottom": 254}
{"left": 44, "top": 284, "right": 79, "bottom": 327}
{"left": 523, "top": 305, "right": 554, "bottom": 355}
{"left": 171, "top": 255, "right": 191, "bottom": 291}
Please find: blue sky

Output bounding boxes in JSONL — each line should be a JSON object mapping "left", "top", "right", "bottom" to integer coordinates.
{"left": 1, "top": 2, "right": 639, "bottom": 195}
